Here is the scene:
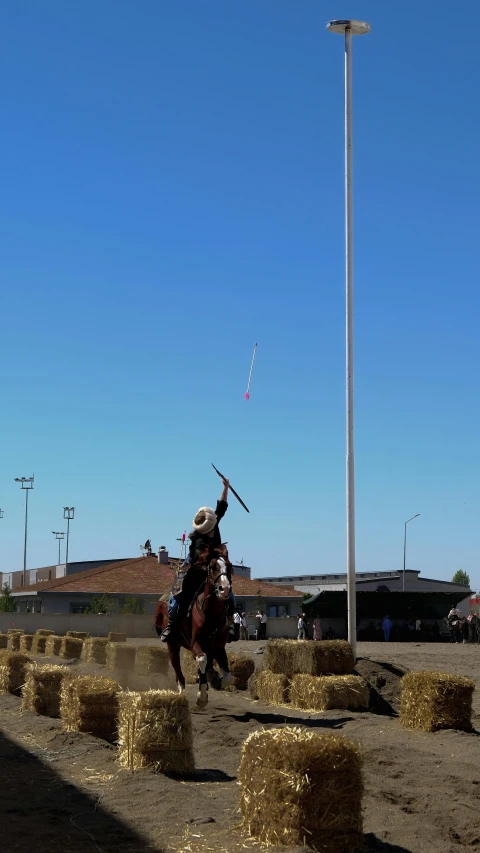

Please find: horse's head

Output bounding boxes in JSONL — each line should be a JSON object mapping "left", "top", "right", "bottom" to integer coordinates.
{"left": 209, "top": 551, "right": 232, "bottom": 601}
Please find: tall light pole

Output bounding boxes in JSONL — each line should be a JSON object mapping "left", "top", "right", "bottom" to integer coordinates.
{"left": 52, "top": 531, "right": 65, "bottom": 565}
{"left": 63, "top": 507, "right": 75, "bottom": 574}
{"left": 14, "top": 476, "right": 34, "bottom": 587}
{"left": 403, "top": 514, "right": 420, "bottom": 592}
{"left": 327, "top": 19, "right": 371, "bottom": 659}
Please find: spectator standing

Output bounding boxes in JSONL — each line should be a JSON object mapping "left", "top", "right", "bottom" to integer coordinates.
{"left": 256, "top": 610, "right": 267, "bottom": 640}
{"left": 240, "top": 612, "right": 247, "bottom": 641}
{"left": 383, "top": 615, "right": 392, "bottom": 642}
{"left": 233, "top": 610, "right": 241, "bottom": 641}
{"left": 297, "top": 614, "right": 306, "bottom": 640}
{"left": 313, "top": 616, "right": 322, "bottom": 641}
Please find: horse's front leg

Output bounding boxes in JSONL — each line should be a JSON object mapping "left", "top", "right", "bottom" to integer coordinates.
{"left": 191, "top": 640, "right": 208, "bottom": 708}
{"left": 167, "top": 641, "right": 186, "bottom": 693}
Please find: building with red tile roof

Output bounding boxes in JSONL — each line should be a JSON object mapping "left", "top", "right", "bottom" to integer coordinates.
{"left": 11, "top": 555, "right": 303, "bottom": 618}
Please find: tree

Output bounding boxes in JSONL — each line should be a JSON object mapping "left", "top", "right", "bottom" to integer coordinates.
{"left": 88, "top": 593, "right": 114, "bottom": 614}
{"left": 0, "top": 584, "right": 17, "bottom": 613}
{"left": 120, "top": 596, "right": 145, "bottom": 615}
{"left": 452, "top": 570, "right": 470, "bottom": 587}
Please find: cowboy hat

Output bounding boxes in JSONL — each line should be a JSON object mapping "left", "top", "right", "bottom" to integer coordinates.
{"left": 193, "top": 506, "right": 217, "bottom": 534}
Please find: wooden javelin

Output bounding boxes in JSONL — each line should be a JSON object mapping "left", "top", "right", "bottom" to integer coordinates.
{"left": 211, "top": 464, "right": 250, "bottom": 513}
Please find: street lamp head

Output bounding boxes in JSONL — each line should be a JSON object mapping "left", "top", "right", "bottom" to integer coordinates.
{"left": 327, "top": 19, "right": 371, "bottom": 36}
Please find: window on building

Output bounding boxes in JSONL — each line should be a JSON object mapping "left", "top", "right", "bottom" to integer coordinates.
{"left": 70, "top": 602, "right": 90, "bottom": 614}
{"left": 268, "top": 604, "right": 290, "bottom": 618}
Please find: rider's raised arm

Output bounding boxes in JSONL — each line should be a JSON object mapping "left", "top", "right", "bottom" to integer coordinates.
{"left": 216, "top": 478, "right": 229, "bottom": 521}
{"left": 220, "top": 478, "right": 230, "bottom": 503}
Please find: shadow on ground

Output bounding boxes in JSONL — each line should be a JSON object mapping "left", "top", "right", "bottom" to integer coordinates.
{"left": 363, "top": 835, "right": 414, "bottom": 852}
{"left": 226, "top": 711, "right": 354, "bottom": 728}
{"left": 0, "top": 729, "right": 156, "bottom": 853}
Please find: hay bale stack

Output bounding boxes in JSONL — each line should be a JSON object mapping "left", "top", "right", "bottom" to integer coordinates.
{"left": 60, "top": 675, "right": 120, "bottom": 741}
{"left": 35, "top": 629, "right": 55, "bottom": 637}
{"left": 7, "top": 628, "right": 24, "bottom": 635}
{"left": 265, "top": 639, "right": 354, "bottom": 677}
{"left": 106, "top": 642, "right": 136, "bottom": 672}
{"left": 227, "top": 653, "right": 255, "bottom": 690}
{"left": 0, "top": 651, "right": 31, "bottom": 695}
{"left": 9, "top": 633, "right": 23, "bottom": 652}
{"left": 239, "top": 727, "right": 363, "bottom": 852}
{"left": 82, "top": 637, "right": 109, "bottom": 664}
{"left": 59, "top": 637, "right": 83, "bottom": 660}
{"left": 45, "top": 635, "right": 63, "bottom": 656}
{"left": 290, "top": 674, "right": 369, "bottom": 712}
{"left": 400, "top": 671, "right": 475, "bottom": 733}
{"left": 256, "top": 670, "right": 290, "bottom": 706}
{"left": 22, "top": 663, "right": 68, "bottom": 717}
{"left": 66, "top": 631, "right": 88, "bottom": 640}
{"left": 180, "top": 648, "right": 199, "bottom": 684}
{"left": 0, "top": 634, "right": 8, "bottom": 650}
{"left": 118, "top": 690, "right": 194, "bottom": 774}
{"left": 108, "top": 632, "right": 127, "bottom": 643}
{"left": 31, "top": 634, "right": 49, "bottom": 655}
{"left": 19, "top": 634, "right": 35, "bottom": 653}
{"left": 135, "top": 645, "right": 169, "bottom": 676}
{"left": 248, "top": 667, "right": 264, "bottom": 700}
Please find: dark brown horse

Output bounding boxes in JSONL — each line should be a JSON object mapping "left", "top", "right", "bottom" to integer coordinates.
{"left": 160, "top": 549, "right": 233, "bottom": 708}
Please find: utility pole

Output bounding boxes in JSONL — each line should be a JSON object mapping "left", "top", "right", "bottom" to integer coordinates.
{"left": 63, "top": 507, "right": 75, "bottom": 574}
{"left": 52, "top": 531, "right": 65, "bottom": 565}
{"left": 15, "top": 476, "right": 34, "bottom": 587}
{"left": 327, "top": 19, "right": 371, "bottom": 659}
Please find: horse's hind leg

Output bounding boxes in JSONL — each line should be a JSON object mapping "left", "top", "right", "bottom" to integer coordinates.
{"left": 215, "top": 646, "right": 233, "bottom": 687}
{"left": 167, "top": 641, "right": 185, "bottom": 693}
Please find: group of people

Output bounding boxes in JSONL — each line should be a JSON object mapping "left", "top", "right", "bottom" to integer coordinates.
{"left": 232, "top": 610, "right": 267, "bottom": 641}
{"left": 297, "top": 613, "right": 335, "bottom": 641}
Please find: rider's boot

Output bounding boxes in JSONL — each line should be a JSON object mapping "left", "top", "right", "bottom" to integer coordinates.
{"left": 160, "top": 616, "right": 177, "bottom": 642}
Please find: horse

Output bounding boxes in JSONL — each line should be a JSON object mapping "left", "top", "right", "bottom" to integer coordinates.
{"left": 443, "top": 615, "right": 469, "bottom": 643}
{"left": 160, "top": 548, "right": 233, "bottom": 708}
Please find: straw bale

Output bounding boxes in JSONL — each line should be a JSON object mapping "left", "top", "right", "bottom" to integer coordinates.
{"left": 45, "top": 635, "right": 63, "bottom": 656}
{"left": 9, "top": 633, "right": 23, "bottom": 652}
{"left": 256, "top": 670, "right": 290, "bottom": 706}
{"left": 31, "top": 635, "right": 48, "bottom": 655}
{"left": 180, "top": 648, "right": 199, "bottom": 684}
{"left": 82, "top": 637, "right": 109, "bottom": 664}
{"left": 60, "top": 674, "right": 120, "bottom": 741}
{"left": 400, "top": 671, "right": 475, "bottom": 733}
{"left": 59, "top": 637, "right": 83, "bottom": 660}
{"left": 248, "top": 667, "right": 264, "bottom": 700}
{"left": 35, "top": 629, "right": 55, "bottom": 637}
{"left": 227, "top": 652, "right": 255, "bottom": 690}
{"left": 108, "top": 632, "right": 127, "bottom": 643}
{"left": 239, "top": 726, "right": 363, "bottom": 852}
{"left": 0, "top": 634, "right": 8, "bottom": 650}
{"left": 290, "top": 674, "right": 369, "bottom": 712}
{"left": 7, "top": 628, "right": 24, "bottom": 635}
{"left": 22, "top": 663, "right": 68, "bottom": 717}
{"left": 265, "top": 639, "right": 354, "bottom": 677}
{"left": 19, "top": 634, "right": 35, "bottom": 653}
{"left": 118, "top": 689, "right": 194, "bottom": 774}
{"left": 66, "top": 631, "right": 88, "bottom": 640}
{"left": 135, "top": 645, "right": 169, "bottom": 676}
{"left": 106, "top": 642, "right": 136, "bottom": 671}
{"left": 0, "top": 651, "right": 31, "bottom": 695}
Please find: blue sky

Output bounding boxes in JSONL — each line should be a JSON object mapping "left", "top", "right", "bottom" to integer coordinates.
{"left": 0, "top": 2, "right": 478, "bottom": 589}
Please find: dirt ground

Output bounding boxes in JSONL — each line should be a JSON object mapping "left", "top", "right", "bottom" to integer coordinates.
{"left": 0, "top": 640, "right": 478, "bottom": 853}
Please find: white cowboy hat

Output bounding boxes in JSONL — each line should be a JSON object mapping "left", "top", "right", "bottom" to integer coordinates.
{"left": 193, "top": 506, "right": 217, "bottom": 534}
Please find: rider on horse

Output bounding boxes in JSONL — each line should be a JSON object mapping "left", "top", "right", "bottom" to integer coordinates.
{"left": 161, "top": 477, "right": 235, "bottom": 641}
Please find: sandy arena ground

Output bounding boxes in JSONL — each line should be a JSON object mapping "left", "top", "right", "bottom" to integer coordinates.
{"left": 0, "top": 640, "right": 478, "bottom": 853}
